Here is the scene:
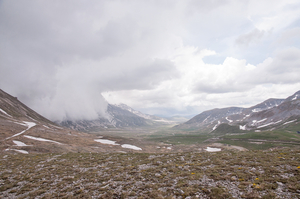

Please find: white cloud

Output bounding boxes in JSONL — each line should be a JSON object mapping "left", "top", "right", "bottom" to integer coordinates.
{"left": 236, "top": 28, "right": 265, "bottom": 46}
{"left": 1, "top": 0, "right": 300, "bottom": 119}
{"left": 104, "top": 45, "right": 300, "bottom": 117}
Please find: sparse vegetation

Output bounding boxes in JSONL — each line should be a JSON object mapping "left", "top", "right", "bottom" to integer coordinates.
{"left": 1, "top": 148, "right": 299, "bottom": 198}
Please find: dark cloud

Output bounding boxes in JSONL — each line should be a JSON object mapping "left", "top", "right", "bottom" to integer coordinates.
{"left": 0, "top": 0, "right": 181, "bottom": 120}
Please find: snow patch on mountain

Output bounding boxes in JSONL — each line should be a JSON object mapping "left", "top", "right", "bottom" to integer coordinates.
{"left": 283, "top": 119, "right": 297, "bottom": 125}
{"left": 13, "top": 140, "right": 30, "bottom": 146}
{"left": 121, "top": 144, "right": 142, "bottom": 150}
{"left": 94, "top": 138, "right": 143, "bottom": 150}
{"left": 239, "top": 125, "right": 246, "bottom": 130}
{"left": 213, "top": 121, "right": 221, "bottom": 131}
{"left": 257, "top": 120, "right": 282, "bottom": 129}
{"left": 226, "top": 117, "right": 233, "bottom": 123}
{"left": 205, "top": 147, "right": 221, "bottom": 152}
{"left": 5, "top": 149, "right": 29, "bottom": 154}
{"left": 257, "top": 118, "right": 267, "bottom": 123}
{"left": 0, "top": 108, "right": 12, "bottom": 118}
{"left": 24, "top": 135, "right": 62, "bottom": 145}
{"left": 6, "top": 121, "right": 36, "bottom": 140}
{"left": 94, "top": 139, "right": 119, "bottom": 145}
{"left": 291, "top": 94, "right": 299, "bottom": 100}
{"left": 252, "top": 109, "right": 261, "bottom": 112}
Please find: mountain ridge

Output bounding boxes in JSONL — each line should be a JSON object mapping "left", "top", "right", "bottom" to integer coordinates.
{"left": 57, "top": 104, "right": 153, "bottom": 131}
{"left": 175, "top": 90, "right": 300, "bottom": 133}
{"left": 57, "top": 103, "right": 178, "bottom": 132}
{"left": 0, "top": 89, "right": 122, "bottom": 154}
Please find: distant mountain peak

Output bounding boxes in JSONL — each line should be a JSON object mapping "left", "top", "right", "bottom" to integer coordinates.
{"left": 284, "top": 90, "right": 300, "bottom": 102}
{"left": 175, "top": 90, "right": 300, "bottom": 133}
{"left": 115, "top": 103, "right": 161, "bottom": 120}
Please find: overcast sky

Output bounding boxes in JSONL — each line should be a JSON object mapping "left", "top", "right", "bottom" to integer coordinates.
{"left": 1, "top": 0, "right": 300, "bottom": 121}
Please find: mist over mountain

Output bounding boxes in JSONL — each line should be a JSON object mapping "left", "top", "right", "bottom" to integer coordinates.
{"left": 0, "top": 89, "right": 106, "bottom": 153}
{"left": 56, "top": 103, "right": 175, "bottom": 132}
{"left": 57, "top": 104, "right": 151, "bottom": 131}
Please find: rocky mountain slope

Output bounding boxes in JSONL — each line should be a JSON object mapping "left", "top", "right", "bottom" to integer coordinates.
{"left": 58, "top": 104, "right": 153, "bottom": 131}
{"left": 58, "top": 103, "right": 175, "bottom": 132}
{"left": 0, "top": 89, "right": 103, "bottom": 154}
{"left": 0, "top": 89, "right": 55, "bottom": 124}
{"left": 0, "top": 89, "right": 151, "bottom": 154}
{"left": 175, "top": 90, "right": 300, "bottom": 133}
{"left": 115, "top": 103, "right": 162, "bottom": 121}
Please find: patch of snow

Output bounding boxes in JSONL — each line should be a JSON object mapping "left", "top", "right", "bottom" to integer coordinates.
{"left": 0, "top": 108, "right": 12, "bottom": 117}
{"left": 24, "top": 121, "right": 36, "bottom": 128}
{"left": 203, "top": 116, "right": 210, "bottom": 123}
{"left": 257, "top": 120, "right": 282, "bottom": 129}
{"left": 257, "top": 123, "right": 272, "bottom": 128}
{"left": 24, "top": 135, "right": 62, "bottom": 145}
{"left": 242, "top": 114, "right": 250, "bottom": 120}
{"left": 13, "top": 140, "right": 30, "bottom": 146}
{"left": 94, "top": 139, "right": 119, "bottom": 145}
{"left": 27, "top": 116, "right": 37, "bottom": 121}
{"left": 121, "top": 144, "right": 142, "bottom": 150}
{"left": 5, "top": 122, "right": 36, "bottom": 140}
{"left": 205, "top": 147, "right": 221, "bottom": 152}
{"left": 14, "top": 149, "right": 29, "bottom": 154}
{"left": 212, "top": 121, "right": 220, "bottom": 131}
{"left": 43, "top": 125, "right": 51, "bottom": 129}
{"left": 5, "top": 149, "right": 29, "bottom": 154}
{"left": 239, "top": 125, "right": 246, "bottom": 130}
{"left": 13, "top": 122, "right": 28, "bottom": 126}
{"left": 226, "top": 117, "right": 233, "bottom": 123}
{"left": 252, "top": 109, "right": 261, "bottom": 112}
{"left": 257, "top": 118, "right": 267, "bottom": 123}
{"left": 283, "top": 119, "right": 297, "bottom": 125}
{"left": 292, "top": 95, "right": 298, "bottom": 100}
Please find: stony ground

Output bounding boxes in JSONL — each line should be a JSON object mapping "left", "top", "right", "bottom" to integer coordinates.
{"left": 0, "top": 148, "right": 299, "bottom": 199}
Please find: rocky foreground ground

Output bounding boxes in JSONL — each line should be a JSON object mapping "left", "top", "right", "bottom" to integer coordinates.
{"left": 0, "top": 148, "right": 299, "bottom": 199}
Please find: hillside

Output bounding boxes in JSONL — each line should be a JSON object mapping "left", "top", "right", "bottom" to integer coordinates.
{"left": 0, "top": 89, "right": 156, "bottom": 154}
{"left": 175, "top": 90, "right": 300, "bottom": 133}
{"left": 57, "top": 104, "right": 153, "bottom": 131}
{"left": 1, "top": 89, "right": 299, "bottom": 198}
{"left": 57, "top": 103, "right": 176, "bottom": 132}
{"left": 1, "top": 148, "right": 299, "bottom": 198}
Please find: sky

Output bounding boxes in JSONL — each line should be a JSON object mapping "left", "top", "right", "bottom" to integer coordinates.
{"left": 1, "top": 0, "right": 300, "bottom": 121}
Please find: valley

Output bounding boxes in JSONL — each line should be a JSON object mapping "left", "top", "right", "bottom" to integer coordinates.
{"left": 1, "top": 89, "right": 300, "bottom": 198}
{"left": 1, "top": 89, "right": 300, "bottom": 154}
